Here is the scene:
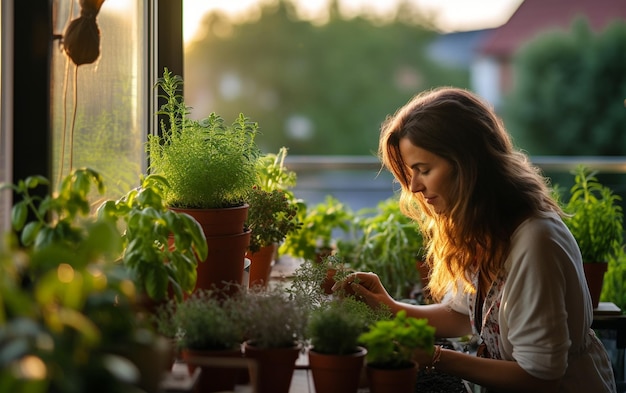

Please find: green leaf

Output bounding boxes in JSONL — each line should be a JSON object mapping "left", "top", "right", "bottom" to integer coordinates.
{"left": 10, "top": 201, "right": 28, "bottom": 231}
{"left": 20, "top": 221, "right": 42, "bottom": 246}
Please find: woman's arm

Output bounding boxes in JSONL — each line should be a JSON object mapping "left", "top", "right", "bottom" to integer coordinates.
{"left": 333, "top": 272, "right": 472, "bottom": 338}
{"left": 420, "top": 348, "right": 561, "bottom": 393}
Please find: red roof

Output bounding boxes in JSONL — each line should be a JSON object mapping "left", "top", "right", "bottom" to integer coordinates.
{"left": 479, "top": 0, "right": 626, "bottom": 57}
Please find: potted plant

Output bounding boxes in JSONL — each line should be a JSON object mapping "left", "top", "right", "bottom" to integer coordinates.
{"left": 0, "top": 169, "right": 172, "bottom": 393}
{"left": 147, "top": 68, "right": 262, "bottom": 294}
{"left": 245, "top": 187, "right": 301, "bottom": 287}
{"left": 246, "top": 147, "right": 301, "bottom": 287}
{"left": 171, "top": 289, "right": 246, "bottom": 393}
{"left": 358, "top": 310, "right": 436, "bottom": 393}
{"left": 236, "top": 285, "right": 308, "bottom": 393}
{"left": 97, "top": 173, "right": 208, "bottom": 303}
{"left": 306, "top": 296, "right": 390, "bottom": 393}
{"left": 351, "top": 196, "right": 426, "bottom": 301}
{"left": 279, "top": 195, "right": 356, "bottom": 263}
{"left": 279, "top": 196, "right": 357, "bottom": 294}
{"left": 561, "top": 165, "right": 624, "bottom": 308}
{"left": 254, "top": 146, "right": 297, "bottom": 196}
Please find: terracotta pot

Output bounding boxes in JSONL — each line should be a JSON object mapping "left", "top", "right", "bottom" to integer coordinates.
{"left": 322, "top": 267, "right": 337, "bottom": 295}
{"left": 308, "top": 346, "right": 367, "bottom": 393}
{"left": 583, "top": 262, "right": 608, "bottom": 309}
{"left": 170, "top": 205, "right": 251, "bottom": 297}
{"left": 171, "top": 204, "right": 248, "bottom": 237}
{"left": 182, "top": 347, "right": 242, "bottom": 393}
{"left": 247, "top": 243, "right": 278, "bottom": 288}
{"left": 243, "top": 342, "right": 301, "bottom": 393}
{"left": 366, "top": 362, "right": 419, "bottom": 393}
{"left": 195, "top": 230, "right": 251, "bottom": 296}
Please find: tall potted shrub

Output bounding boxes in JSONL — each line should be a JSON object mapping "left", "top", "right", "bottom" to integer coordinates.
{"left": 562, "top": 165, "right": 624, "bottom": 308}
{"left": 148, "top": 69, "right": 261, "bottom": 295}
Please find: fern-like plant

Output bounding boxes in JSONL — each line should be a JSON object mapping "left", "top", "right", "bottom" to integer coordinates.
{"left": 148, "top": 68, "right": 261, "bottom": 209}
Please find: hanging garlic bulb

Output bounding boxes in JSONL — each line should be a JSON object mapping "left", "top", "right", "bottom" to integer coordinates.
{"left": 63, "top": 0, "right": 105, "bottom": 66}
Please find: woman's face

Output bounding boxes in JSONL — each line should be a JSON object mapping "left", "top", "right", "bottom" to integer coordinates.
{"left": 399, "top": 137, "right": 455, "bottom": 214}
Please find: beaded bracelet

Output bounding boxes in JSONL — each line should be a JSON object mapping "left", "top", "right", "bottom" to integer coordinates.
{"left": 426, "top": 345, "right": 442, "bottom": 372}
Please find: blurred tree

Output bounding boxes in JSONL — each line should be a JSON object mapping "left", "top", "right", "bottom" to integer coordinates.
{"left": 503, "top": 18, "right": 626, "bottom": 156}
{"left": 184, "top": 0, "right": 468, "bottom": 155}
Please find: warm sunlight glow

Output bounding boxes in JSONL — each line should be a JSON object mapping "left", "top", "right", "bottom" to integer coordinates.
{"left": 183, "top": 0, "right": 523, "bottom": 42}
{"left": 14, "top": 356, "right": 47, "bottom": 380}
{"left": 57, "top": 263, "right": 75, "bottom": 283}
{"left": 101, "top": 0, "right": 132, "bottom": 14}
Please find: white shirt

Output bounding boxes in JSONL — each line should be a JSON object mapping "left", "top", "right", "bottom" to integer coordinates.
{"left": 447, "top": 212, "right": 616, "bottom": 392}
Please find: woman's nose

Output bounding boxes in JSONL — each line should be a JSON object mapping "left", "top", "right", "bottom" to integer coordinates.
{"left": 410, "top": 177, "right": 424, "bottom": 193}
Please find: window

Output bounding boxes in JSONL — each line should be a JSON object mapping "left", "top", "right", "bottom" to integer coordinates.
{"left": 0, "top": 0, "right": 183, "bottom": 233}
{"left": 51, "top": 0, "right": 149, "bottom": 198}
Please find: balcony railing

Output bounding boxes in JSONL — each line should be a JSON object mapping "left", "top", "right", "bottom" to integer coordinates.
{"left": 285, "top": 155, "right": 626, "bottom": 212}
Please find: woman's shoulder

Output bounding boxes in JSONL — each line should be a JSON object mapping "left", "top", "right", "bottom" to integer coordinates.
{"left": 512, "top": 211, "right": 569, "bottom": 239}
{"left": 508, "top": 211, "right": 581, "bottom": 266}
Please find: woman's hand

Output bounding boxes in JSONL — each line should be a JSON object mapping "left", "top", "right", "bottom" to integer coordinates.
{"left": 412, "top": 346, "right": 439, "bottom": 369}
{"left": 332, "top": 271, "right": 396, "bottom": 311}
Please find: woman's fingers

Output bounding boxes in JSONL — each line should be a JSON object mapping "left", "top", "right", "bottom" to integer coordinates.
{"left": 332, "top": 271, "right": 378, "bottom": 293}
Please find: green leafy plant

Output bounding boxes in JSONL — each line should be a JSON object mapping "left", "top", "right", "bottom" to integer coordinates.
{"left": 562, "top": 165, "right": 624, "bottom": 263}
{"left": 247, "top": 147, "right": 302, "bottom": 253}
{"left": 5, "top": 167, "right": 109, "bottom": 251}
{"left": 286, "top": 254, "right": 353, "bottom": 311}
{"left": 97, "top": 174, "right": 208, "bottom": 301}
{"left": 171, "top": 289, "right": 244, "bottom": 351}
{"left": 148, "top": 68, "right": 261, "bottom": 209}
{"left": 245, "top": 187, "right": 301, "bottom": 253}
{"left": 0, "top": 169, "right": 166, "bottom": 393}
{"left": 601, "top": 248, "right": 626, "bottom": 311}
{"left": 235, "top": 285, "right": 308, "bottom": 349}
{"left": 255, "top": 146, "right": 297, "bottom": 193}
{"left": 279, "top": 195, "right": 356, "bottom": 262}
{"left": 307, "top": 296, "right": 390, "bottom": 355}
{"left": 358, "top": 310, "right": 435, "bottom": 369}
{"left": 351, "top": 196, "right": 424, "bottom": 299}
{"left": 152, "top": 296, "right": 178, "bottom": 339}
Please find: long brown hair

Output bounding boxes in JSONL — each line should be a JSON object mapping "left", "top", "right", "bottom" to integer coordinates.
{"left": 379, "top": 87, "right": 562, "bottom": 300}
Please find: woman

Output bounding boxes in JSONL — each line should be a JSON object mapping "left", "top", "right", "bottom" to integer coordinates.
{"left": 335, "top": 87, "right": 616, "bottom": 392}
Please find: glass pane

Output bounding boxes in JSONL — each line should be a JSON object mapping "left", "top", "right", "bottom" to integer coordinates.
{"left": 51, "top": 0, "right": 147, "bottom": 200}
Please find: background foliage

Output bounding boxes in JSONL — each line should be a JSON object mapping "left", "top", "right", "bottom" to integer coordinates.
{"left": 503, "top": 18, "right": 626, "bottom": 156}
{"left": 184, "top": 0, "right": 469, "bottom": 155}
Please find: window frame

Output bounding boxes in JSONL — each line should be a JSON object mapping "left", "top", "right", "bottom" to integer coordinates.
{"left": 1, "top": 0, "right": 183, "bottom": 231}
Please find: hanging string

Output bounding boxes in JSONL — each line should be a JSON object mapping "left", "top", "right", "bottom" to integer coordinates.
{"left": 56, "top": 0, "right": 105, "bottom": 183}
